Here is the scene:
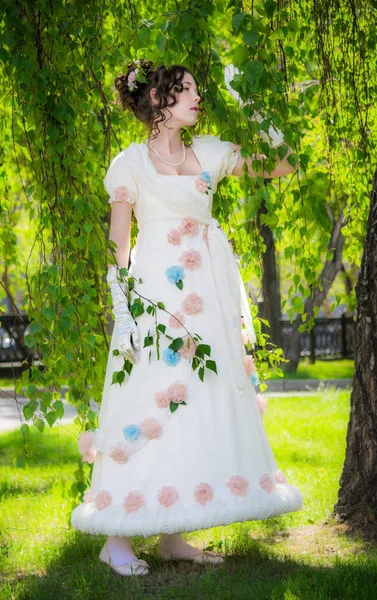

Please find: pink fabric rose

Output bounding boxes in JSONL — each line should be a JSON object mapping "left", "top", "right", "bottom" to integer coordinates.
{"left": 194, "top": 482, "right": 214, "bottom": 505}
{"left": 179, "top": 217, "right": 199, "bottom": 237}
{"left": 95, "top": 489, "right": 112, "bottom": 510}
{"left": 157, "top": 485, "right": 179, "bottom": 507}
{"left": 195, "top": 178, "right": 209, "bottom": 193}
{"left": 244, "top": 355, "right": 256, "bottom": 376}
{"left": 155, "top": 390, "right": 170, "bottom": 409}
{"left": 114, "top": 185, "right": 135, "bottom": 203}
{"left": 182, "top": 292, "right": 203, "bottom": 315}
{"left": 226, "top": 475, "right": 249, "bottom": 497}
{"left": 256, "top": 393, "right": 267, "bottom": 415}
{"left": 275, "top": 469, "right": 287, "bottom": 484}
{"left": 83, "top": 489, "right": 93, "bottom": 503}
{"left": 167, "top": 228, "right": 182, "bottom": 245}
{"left": 78, "top": 431, "right": 97, "bottom": 463}
{"left": 241, "top": 330, "right": 252, "bottom": 345}
{"left": 259, "top": 474, "right": 275, "bottom": 493}
{"left": 167, "top": 381, "right": 187, "bottom": 404}
{"left": 169, "top": 311, "right": 185, "bottom": 329}
{"left": 178, "top": 335, "right": 197, "bottom": 359}
{"left": 109, "top": 443, "right": 129, "bottom": 464}
{"left": 178, "top": 249, "right": 202, "bottom": 270}
{"left": 123, "top": 490, "right": 145, "bottom": 513}
{"left": 81, "top": 449, "right": 97, "bottom": 463}
{"left": 78, "top": 431, "right": 95, "bottom": 454}
{"left": 140, "top": 417, "right": 163, "bottom": 439}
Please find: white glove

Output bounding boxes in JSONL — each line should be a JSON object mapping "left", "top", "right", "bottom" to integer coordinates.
{"left": 106, "top": 265, "right": 140, "bottom": 364}
{"left": 224, "top": 64, "right": 285, "bottom": 148}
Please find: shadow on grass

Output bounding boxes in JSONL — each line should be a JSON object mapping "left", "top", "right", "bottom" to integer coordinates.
{"left": 4, "top": 523, "right": 376, "bottom": 600}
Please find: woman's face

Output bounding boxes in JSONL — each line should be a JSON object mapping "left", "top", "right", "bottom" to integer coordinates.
{"left": 151, "top": 71, "right": 202, "bottom": 127}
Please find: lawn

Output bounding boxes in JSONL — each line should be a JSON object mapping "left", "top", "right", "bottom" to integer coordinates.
{"left": 1, "top": 386, "right": 377, "bottom": 599}
{"left": 271, "top": 358, "right": 354, "bottom": 380}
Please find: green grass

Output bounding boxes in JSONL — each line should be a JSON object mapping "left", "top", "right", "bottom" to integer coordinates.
{"left": 1, "top": 387, "right": 377, "bottom": 599}
{"left": 270, "top": 358, "right": 354, "bottom": 380}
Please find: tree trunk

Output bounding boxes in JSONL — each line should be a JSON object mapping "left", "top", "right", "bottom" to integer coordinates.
{"left": 333, "top": 168, "right": 377, "bottom": 537}
{"left": 284, "top": 209, "right": 345, "bottom": 372}
{"left": 258, "top": 200, "right": 283, "bottom": 350}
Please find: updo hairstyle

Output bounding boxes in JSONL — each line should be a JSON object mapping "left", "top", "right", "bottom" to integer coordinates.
{"left": 113, "top": 60, "right": 205, "bottom": 142}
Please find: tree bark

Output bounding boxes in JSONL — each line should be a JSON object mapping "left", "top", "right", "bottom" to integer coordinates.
{"left": 333, "top": 168, "right": 377, "bottom": 537}
{"left": 258, "top": 200, "right": 283, "bottom": 350}
{"left": 284, "top": 209, "right": 345, "bottom": 372}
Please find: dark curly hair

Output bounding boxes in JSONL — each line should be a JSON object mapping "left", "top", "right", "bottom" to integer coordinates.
{"left": 112, "top": 60, "right": 206, "bottom": 143}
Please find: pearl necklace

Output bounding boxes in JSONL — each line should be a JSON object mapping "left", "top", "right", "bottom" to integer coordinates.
{"left": 146, "top": 139, "right": 186, "bottom": 166}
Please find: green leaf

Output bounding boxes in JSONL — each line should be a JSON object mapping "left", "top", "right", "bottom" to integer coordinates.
{"left": 170, "top": 401, "right": 179, "bottom": 413}
{"left": 34, "top": 418, "right": 45, "bottom": 432}
{"left": 169, "top": 337, "right": 184, "bottom": 351}
{"left": 245, "top": 61, "right": 264, "bottom": 83}
{"left": 277, "top": 144, "right": 289, "bottom": 160}
{"left": 265, "top": 0, "right": 277, "bottom": 18}
{"left": 198, "top": 366, "right": 205, "bottom": 382}
{"left": 20, "top": 423, "right": 30, "bottom": 438}
{"left": 242, "top": 31, "right": 258, "bottom": 48}
{"left": 287, "top": 153, "right": 299, "bottom": 168}
{"left": 111, "top": 370, "right": 125, "bottom": 385}
{"left": 196, "top": 344, "right": 211, "bottom": 357}
{"left": 124, "top": 360, "right": 133, "bottom": 375}
{"left": 156, "top": 324, "right": 166, "bottom": 334}
{"left": 157, "top": 301, "right": 165, "bottom": 310}
{"left": 192, "top": 356, "right": 200, "bottom": 371}
{"left": 53, "top": 400, "right": 64, "bottom": 419}
{"left": 23, "top": 400, "right": 38, "bottom": 421}
{"left": 232, "top": 12, "right": 245, "bottom": 32}
{"left": 130, "top": 299, "right": 144, "bottom": 318}
{"left": 175, "top": 279, "right": 183, "bottom": 290}
{"left": 46, "top": 411, "right": 58, "bottom": 427}
{"left": 205, "top": 360, "right": 218, "bottom": 374}
{"left": 291, "top": 295, "right": 304, "bottom": 313}
{"left": 143, "top": 336, "right": 154, "bottom": 347}
{"left": 287, "top": 307, "right": 295, "bottom": 323}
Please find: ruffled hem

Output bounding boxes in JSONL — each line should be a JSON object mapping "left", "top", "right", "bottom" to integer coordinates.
{"left": 70, "top": 483, "right": 303, "bottom": 538}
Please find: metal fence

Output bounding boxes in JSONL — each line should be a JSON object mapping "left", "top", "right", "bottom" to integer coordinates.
{"left": 0, "top": 313, "right": 356, "bottom": 369}
{"left": 280, "top": 314, "right": 355, "bottom": 360}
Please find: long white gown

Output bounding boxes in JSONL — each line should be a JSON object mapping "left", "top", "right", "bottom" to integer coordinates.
{"left": 70, "top": 134, "right": 303, "bottom": 538}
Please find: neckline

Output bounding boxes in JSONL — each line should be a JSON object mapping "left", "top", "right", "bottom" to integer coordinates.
{"left": 140, "top": 136, "right": 204, "bottom": 177}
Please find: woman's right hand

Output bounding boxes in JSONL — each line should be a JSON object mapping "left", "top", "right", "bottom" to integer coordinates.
{"left": 106, "top": 265, "right": 140, "bottom": 364}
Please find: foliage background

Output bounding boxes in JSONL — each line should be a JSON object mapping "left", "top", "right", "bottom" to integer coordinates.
{"left": 0, "top": 0, "right": 375, "bottom": 506}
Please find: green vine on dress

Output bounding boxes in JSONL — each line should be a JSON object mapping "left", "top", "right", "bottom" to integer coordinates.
{"left": 110, "top": 266, "right": 218, "bottom": 413}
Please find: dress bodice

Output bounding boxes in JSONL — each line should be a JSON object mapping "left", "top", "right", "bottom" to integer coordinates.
{"left": 103, "top": 134, "right": 241, "bottom": 229}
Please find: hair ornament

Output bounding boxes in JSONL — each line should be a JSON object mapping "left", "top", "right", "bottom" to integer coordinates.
{"left": 127, "top": 59, "right": 143, "bottom": 91}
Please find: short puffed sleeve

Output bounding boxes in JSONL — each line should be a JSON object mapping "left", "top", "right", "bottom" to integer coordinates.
{"left": 103, "top": 145, "right": 139, "bottom": 206}
{"left": 196, "top": 134, "right": 241, "bottom": 194}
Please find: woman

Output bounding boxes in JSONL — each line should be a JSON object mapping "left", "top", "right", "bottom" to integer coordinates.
{"left": 70, "top": 60, "right": 303, "bottom": 576}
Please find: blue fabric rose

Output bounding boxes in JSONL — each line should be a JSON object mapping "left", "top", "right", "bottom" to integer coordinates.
{"left": 251, "top": 372, "right": 259, "bottom": 387}
{"left": 163, "top": 347, "right": 181, "bottom": 367}
{"left": 123, "top": 424, "right": 141, "bottom": 441}
{"left": 165, "top": 265, "right": 184, "bottom": 284}
{"left": 200, "top": 171, "right": 211, "bottom": 186}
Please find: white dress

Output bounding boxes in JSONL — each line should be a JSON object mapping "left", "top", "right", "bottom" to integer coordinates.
{"left": 70, "top": 134, "right": 303, "bottom": 538}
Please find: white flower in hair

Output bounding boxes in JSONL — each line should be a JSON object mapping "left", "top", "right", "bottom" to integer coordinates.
{"left": 127, "top": 67, "right": 139, "bottom": 91}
